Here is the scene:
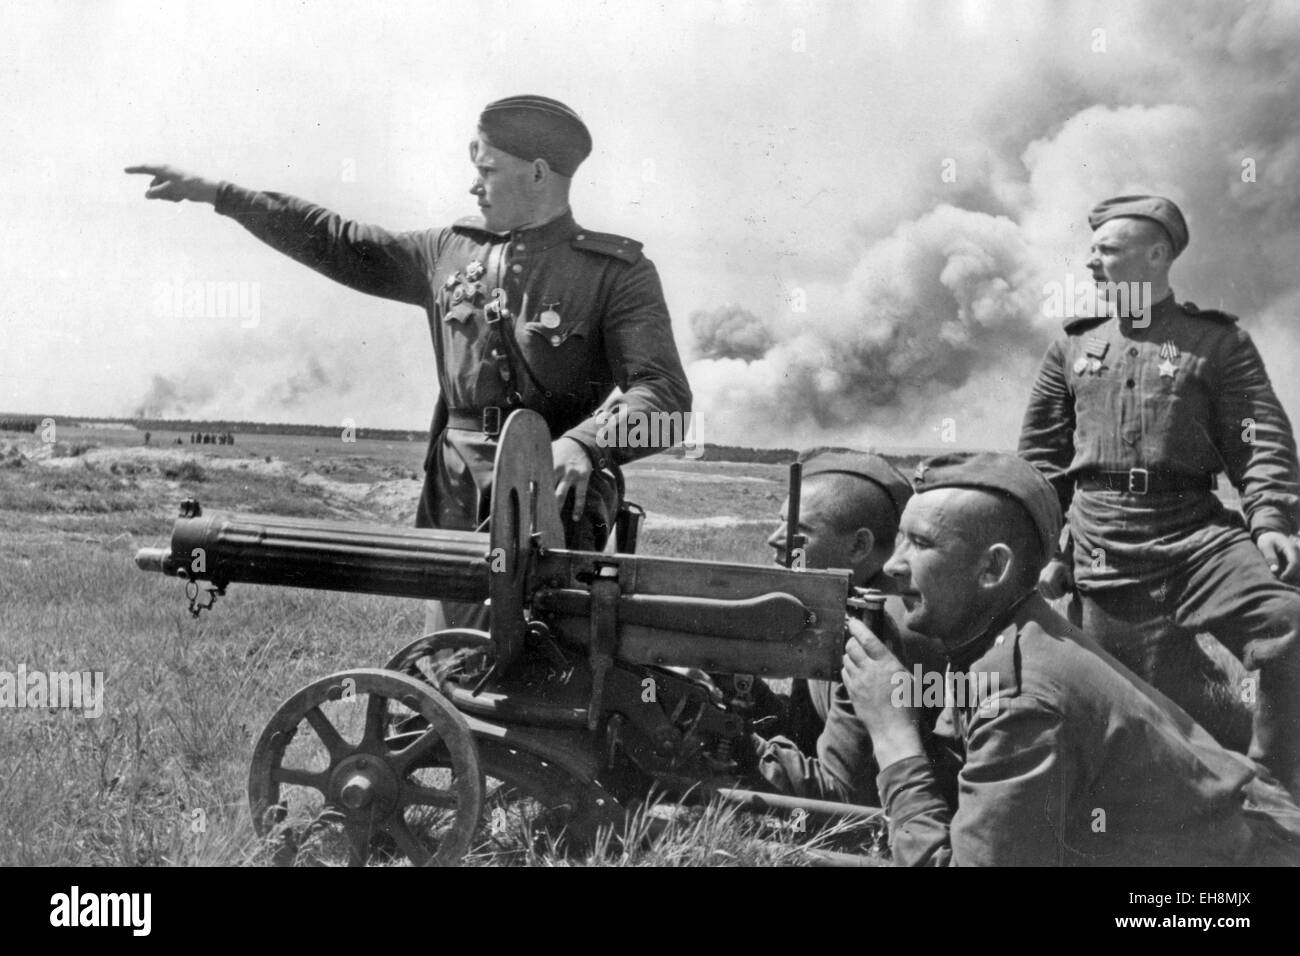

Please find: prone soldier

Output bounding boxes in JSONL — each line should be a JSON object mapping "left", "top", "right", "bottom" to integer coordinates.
{"left": 843, "top": 452, "right": 1300, "bottom": 865}
{"left": 127, "top": 96, "right": 692, "bottom": 634}
{"left": 751, "top": 449, "right": 955, "bottom": 806}
{"left": 1019, "top": 195, "right": 1300, "bottom": 796}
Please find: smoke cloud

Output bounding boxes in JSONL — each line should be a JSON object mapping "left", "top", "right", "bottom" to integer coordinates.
{"left": 688, "top": 1, "right": 1300, "bottom": 450}
{"left": 689, "top": 306, "right": 775, "bottom": 362}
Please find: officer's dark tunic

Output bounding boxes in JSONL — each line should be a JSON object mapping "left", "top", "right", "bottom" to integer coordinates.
{"left": 1019, "top": 292, "right": 1300, "bottom": 783}
{"left": 212, "top": 186, "right": 692, "bottom": 624}
{"left": 877, "top": 595, "right": 1300, "bottom": 866}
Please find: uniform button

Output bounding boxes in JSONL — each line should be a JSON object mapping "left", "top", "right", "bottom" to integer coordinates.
{"left": 1125, "top": 379, "right": 1135, "bottom": 388}
{"left": 1129, "top": 347, "right": 1138, "bottom": 357}
{"left": 576, "top": 233, "right": 586, "bottom": 241}
{"left": 511, "top": 263, "right": 523, "bottom": 274}
{"left": 515, "top": 242, "right": 525, "bottom": 251}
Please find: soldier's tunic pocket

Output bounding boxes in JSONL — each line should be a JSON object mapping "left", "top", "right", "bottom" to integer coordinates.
{"left": 519, "top": 310, "right": 593, "bottom": 393}
{"left": 439, "top": 295, "right": 492, "bottom": 399}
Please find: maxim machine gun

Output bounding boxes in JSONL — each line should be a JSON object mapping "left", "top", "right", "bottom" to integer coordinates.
{"left": 136, "top": 411, "right": 884, "bottom": 866}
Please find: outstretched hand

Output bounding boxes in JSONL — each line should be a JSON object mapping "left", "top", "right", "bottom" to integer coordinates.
{"left": 124, "top": 165, "right": 219, "bottom": 204}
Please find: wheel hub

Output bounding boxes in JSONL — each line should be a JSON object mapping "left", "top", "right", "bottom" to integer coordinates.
{"left": 332, "top": 754, "right": 399, "bottom": 817}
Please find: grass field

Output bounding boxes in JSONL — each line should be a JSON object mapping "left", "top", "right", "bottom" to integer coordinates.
{"left": 0, "top": 424, "right": 879, "bottom": 866}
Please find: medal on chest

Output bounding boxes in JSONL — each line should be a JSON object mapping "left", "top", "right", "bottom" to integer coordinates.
{"left": 1075, "top": 336, "right": 1109, "bottom": 375}
{"left": 539, "top": 301, "right": 562, "bottom": 329}
{"left": 1158, "top": 341, "right": 1180, "bottom": 380}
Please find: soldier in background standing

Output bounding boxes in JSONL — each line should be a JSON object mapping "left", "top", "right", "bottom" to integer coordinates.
{"left": 1019, "top": 195, "right": 1300, "bottom": 796}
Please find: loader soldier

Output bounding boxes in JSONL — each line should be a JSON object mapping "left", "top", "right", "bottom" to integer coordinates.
{"left": 752, "top": 450, "right": 955, "bottom": 806}
{"left": 1019, "top": 195, "right": 1300, "bottom": 796}
{"left": 126, "top": 95, "right": 692, "bottom": 634}
{"left": 845, "top": 452, "right": 1300, "bottom": 865}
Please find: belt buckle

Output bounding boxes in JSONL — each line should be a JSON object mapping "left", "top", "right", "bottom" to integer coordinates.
{"left": 482, "top": 406, "right": 502, "bottom": 438}
{"left": 1127, "top": 468, "right": 1149, "bottom": 495}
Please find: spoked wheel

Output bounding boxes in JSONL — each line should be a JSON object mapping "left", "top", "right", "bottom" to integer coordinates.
{"left": 385, "top": 630, "right": 622, "bottom": 852}
{"left": 249, "top": 668, "right": 484, "bottom": 867}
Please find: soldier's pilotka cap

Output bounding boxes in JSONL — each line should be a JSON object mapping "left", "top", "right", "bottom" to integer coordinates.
{"left": 1088, "top": 194, "right": 1189, "bottom": 258}
{"left": 479, "top": 95, "right": 592, "bottom": 177}
{"left": 800, "top": 450, "right": 913, "bottom": 522}
{"left": 911, "top": 452, "right": 1063, "bottom": 563}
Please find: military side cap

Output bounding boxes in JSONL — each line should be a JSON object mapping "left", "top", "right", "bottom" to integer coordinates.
{"left": 911, "top": 452, "right": 1063, "bottom": 562}
{"left": 479, "top": 95, "right": 592, "bottom": 177}
{"left": 1088, "top": 195, "right": 1189, "bottom": 257}
{"left": 800, "top": 450, "right": 913, "bottom": 522}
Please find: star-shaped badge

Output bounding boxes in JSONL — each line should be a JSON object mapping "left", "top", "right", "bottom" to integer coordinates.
{"left": 1158, "top": 359, "right": 1177, "bottom": 379}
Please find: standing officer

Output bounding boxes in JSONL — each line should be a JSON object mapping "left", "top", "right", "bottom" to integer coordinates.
{"left": 1019, "top": 195, "right": 1300, "bottom": 795}
{"left": 126, "top": 95, "right": 692, "bottom": 633}
{"left": 753, "top": 449, "right": 954, "bottom": 806}
{"left": 844, "top": 452, "right": 1300, "bottom": 866}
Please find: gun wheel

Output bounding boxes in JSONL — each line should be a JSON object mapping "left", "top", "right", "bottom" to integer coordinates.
{"left": 386, "top": 631, "right": 624, "bottom": 852}
{"left": 383, "top": 629, "right": 494, "bottom": 691}
{"left": 249, "top": 668, "right": 483, "bottom": 867}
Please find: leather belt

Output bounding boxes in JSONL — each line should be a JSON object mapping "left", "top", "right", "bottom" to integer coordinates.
{"left": 446, "top": 407, "right": 507, "bottom": 437}
{"left": 1076, "top": 469, "right": 1214, "bottom": 495}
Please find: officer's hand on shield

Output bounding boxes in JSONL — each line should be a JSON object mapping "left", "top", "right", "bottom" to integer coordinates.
{"left": 552, "top": 436, "right": 593, "bottom": 521}
{"left": 842, "top": 616, "right": 925, "bottom": 770}
{"left": 1255, "top": 531, "right": 1300, "bottom": 585}
{"left": 125, "top": 165, "right": 219, "bottom": 204}
{"left": 1038, "top": 556, "right": 1074, "bottom": 600}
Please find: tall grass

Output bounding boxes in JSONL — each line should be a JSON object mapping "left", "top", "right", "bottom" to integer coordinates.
{"left": 0, "top": 442, "right": 876, "bottom": 866}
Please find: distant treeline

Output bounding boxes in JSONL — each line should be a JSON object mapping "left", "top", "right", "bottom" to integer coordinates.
{"left": 0, "top": 413, "right": 930, "bottom": 469}
{"left": 99, "top": 416, "right": 422, "bottom": 442}
{"left": 661, "top": 443, "right": 796, "bottom": 464}
{"left": 0, "top": 417, "right": 40, "bottom": 433}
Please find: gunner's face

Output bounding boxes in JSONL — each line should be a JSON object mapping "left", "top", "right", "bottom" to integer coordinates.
{"left": 767, "top": 482, "right": 857, "bottom": 573}
{"left": 468, "top": 136, "right": 536, "bottom": 232}
{"left": 883, "top": 489, "right": 987, "bottom": 646}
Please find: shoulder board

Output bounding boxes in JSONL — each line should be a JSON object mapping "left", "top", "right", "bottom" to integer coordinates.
{"left": 1062, "top": 314, "right": 1111, "bottom": 334}
{"left": 450, "top": 216, "right": 506, "bottom": 241}
{"left": 1180, "top": 301, "right": 1238, "bottom": 324}
{"left": 571, "top": 230, "right": 643, "bottom": 264}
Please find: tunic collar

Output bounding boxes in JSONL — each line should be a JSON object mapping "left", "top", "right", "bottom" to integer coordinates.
{"left": 510, "top": 209, "right": 580, "bottom": 252}
{"left": 1121, "top": 288, "right": 1177, "bottom": 334}
{"left": 944, "top": 589, "right": 1038, "bottom": 670}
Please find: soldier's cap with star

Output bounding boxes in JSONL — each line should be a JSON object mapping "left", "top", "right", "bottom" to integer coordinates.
{"left": 910, "top": 452, "right": 1063, "bottom": 564}
{"left": 478, "top": 95, "right": 592, "bottom": 177}
{"left": 1088, "top": 195, "right": 1189, "bottom": 258}
{"left": 799, "top": 449, "right": 913, "bottom": 523}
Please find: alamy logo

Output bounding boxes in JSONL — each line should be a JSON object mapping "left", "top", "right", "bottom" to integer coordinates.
{"left": 49, "top": 886, "right": 151, "bottom": 936}
{"left": 1042, "top": 277, "right": 1153, "bottom": 326}
{"left": 890, "top": 666, "right": 1002, "bottom": 716}
{"left": 0, "top": 665, "right": 103, "bottom": 718}
{"left": 595, "top": 408, "right": 704, "bottom": 460}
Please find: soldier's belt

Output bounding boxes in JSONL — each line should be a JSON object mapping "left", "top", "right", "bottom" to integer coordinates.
{"left": 1076, "top": 469, "right": 1214, "bottom": 495}
{"left": 447, "top": 407, "right": 507, "bottom": 437}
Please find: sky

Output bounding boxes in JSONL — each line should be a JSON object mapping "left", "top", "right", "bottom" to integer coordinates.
{"left": 3, "top": 0, "right": 1299, "bottom": 449}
